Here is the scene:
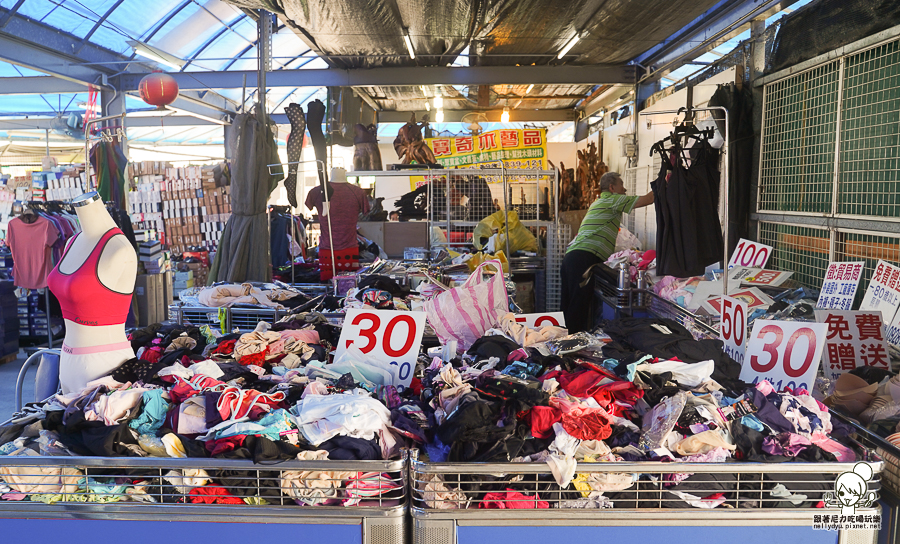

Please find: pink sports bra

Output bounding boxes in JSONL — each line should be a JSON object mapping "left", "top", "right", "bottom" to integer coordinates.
{"left": 47, "top": 228, "right": 133, "bottom": 327}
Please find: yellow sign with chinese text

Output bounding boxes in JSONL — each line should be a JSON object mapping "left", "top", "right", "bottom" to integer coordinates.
{"left": 408, "top": 128, "right": 548, "bottom": 190}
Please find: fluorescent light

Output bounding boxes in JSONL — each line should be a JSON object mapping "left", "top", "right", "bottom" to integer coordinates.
{"left": 557, "top": 32, "right": 582, "bottom": 59}
{"left": 501, "top": 107, "right": 510, "bottom": 123}
{"left": 403, "top": 29, "right": 415, "bottom": 59}
{"left": 425, "top": 102, "right": 431, "bottom": 111}
{"left": 435, "top": 109, "right": 444, "bottom": 123}
{"left": 525, "top": 84, "right": 534, "bottom": 94}
{"left": 433, "top": 94, "right": 443, "bottom": 109}
{"left": 127, "top": 40, "right": 184, "bottom": 70}
{"left": 420, "top": 85, "right": 429, "bottom": 96}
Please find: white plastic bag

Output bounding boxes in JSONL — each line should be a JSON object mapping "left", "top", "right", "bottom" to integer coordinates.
{"left": 615, "top": 227, "right": 642, "bottom": 252}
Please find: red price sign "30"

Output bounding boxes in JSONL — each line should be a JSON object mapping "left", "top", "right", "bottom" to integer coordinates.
{"left": 720, "top": 296, "right": 747, "bottom": 365}
{"left": 728, "top": 238, "right": 773, "bottom": 269}
{"left": 335, "top": 309, "right": 426, "bottom": 388}
{"left": 739, "top": 320, "right": 827, "bottom": 392}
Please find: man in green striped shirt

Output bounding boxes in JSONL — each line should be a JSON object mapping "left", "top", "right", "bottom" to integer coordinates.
{"left": 561, "top": 172, "right": 654, "bottom": 331}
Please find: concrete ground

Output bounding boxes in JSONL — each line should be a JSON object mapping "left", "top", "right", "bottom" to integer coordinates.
{"left": 0, "top": 350, "right": 36, "bottom": 419}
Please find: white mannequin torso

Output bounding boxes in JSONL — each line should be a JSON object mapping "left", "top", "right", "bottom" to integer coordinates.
{"left": 58, "top": 198, "right": 137, "bottom": 348}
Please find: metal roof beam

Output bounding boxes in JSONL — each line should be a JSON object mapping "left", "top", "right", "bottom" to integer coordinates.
{"left": 374, "top": 109, "right": 578, "bottom": 123}
{"left": 0, "top": 76, "right": 88, "bottom": 94}
{"left": 0, "top": 8, "right": 237, "bottom": 117}
{"left": 0, "top": 29, "right": 109, "bottom": 87}
{"left": 634, "top": 0, "right": 797, "bottom": 84}
{"left": 121, "top": 65, "right": 636, "bottom": 91}
{"left": 0, "top": 116, "right": 231, "bottom": 130}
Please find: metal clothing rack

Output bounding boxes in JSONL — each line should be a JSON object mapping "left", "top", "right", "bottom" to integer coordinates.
{"left": 266, "top": 159, "right": 334, "bottom": 291}
{"left": 83, "top": 113, "right": 127, "bottom": 193}
{"left": 639, "top": 106, "right": 729, "bottom": 291}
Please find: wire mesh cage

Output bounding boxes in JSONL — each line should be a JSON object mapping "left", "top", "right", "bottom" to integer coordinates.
{"left": 0, "top": 455, "right": 407, "bottom": 519}
{"left": 409, "top": 448, "right": 882, "bottom": 513}
{"left": 839, "top": 39, "right": 900, "bottom": 219}
{"left": 759, "top": 61, "right": 840, "bottom": 214}
{"left": 757, "top": 222, "right": 831, "bottom": 289}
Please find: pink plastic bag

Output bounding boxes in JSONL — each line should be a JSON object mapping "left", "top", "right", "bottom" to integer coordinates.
{"left": 424, "top": 260, "right": 509, "bottom": 351}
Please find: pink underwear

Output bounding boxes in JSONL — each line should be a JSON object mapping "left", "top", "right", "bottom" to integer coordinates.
{"left": 62, "top": 341, "right": 132, "bottom": 356}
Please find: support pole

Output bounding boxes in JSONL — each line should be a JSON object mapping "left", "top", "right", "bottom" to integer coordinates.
{"left": 257, "top": 10, "right": 273, "bottom": 112}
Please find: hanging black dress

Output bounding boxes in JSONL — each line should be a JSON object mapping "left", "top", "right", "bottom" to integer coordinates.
{"left": 651, "top": 140, "right": 724, "bottom": 277}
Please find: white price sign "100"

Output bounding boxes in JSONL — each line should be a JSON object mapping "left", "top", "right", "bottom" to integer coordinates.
{"left": 728, "top": 238, "right": 773, "bottom": 269}
{"left": 739, "top": 320, "right": 827, "bottom": 392}
{"left": 720, "top": 296, "right": 748, "bottom": 365}
{"left": 335, "top": 309, "right": 426, "bottom": 387}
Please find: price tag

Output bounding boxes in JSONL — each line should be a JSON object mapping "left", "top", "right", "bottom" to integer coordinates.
{"left": 727, "top": 238, "right": 773, "bottom": 270}
{"left": 817, "top": 261, "right": 864, "bottom": 310}
{"left": 740, "top": 320, "right": 828, "bottom": 392}
{"left": 334, "top": 309, "right": 426, "bottom": 387}
{"left": 814, "top": 310, "right": 889, "bottom": 381}
{"left": 513, "top": 312, "right": 566, "bottom": 329}
{"left": 859, "top": 260, "right": 900, "bottom": 321}
{"left": 720, "top": 296, "right": 748, "bottom": 365}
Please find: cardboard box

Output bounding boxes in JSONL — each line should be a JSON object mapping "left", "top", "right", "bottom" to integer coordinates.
{"left": 134, "top": 274, "right": 158, "bottom": 327}
{"left": 382, "top": 221, "right": 429, "bottom": 258}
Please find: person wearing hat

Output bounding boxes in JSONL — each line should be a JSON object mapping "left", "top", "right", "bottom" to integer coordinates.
{"left": 561, "top": 171, "right": 654, "bottom": 332}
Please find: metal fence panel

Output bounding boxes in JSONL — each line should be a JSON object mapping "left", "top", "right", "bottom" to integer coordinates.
{"left": 757, "top": 222, "right": 831, "bottom": 289}
{"left": 759, "top": 62, "right": 839, "bottom": 214}
{"left": 839, "top": 39, "right": 900, "bottom": 219}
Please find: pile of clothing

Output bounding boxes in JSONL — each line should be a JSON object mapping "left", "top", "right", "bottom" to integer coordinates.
{"left": 605, "top": 249, "right": 656, "bottom": 283}
{"left": 0, "top": 315, "right": 864, "bottom": 511}
{"left": 416, "top": 317, "right": 860, "bottom": 510}
{"left": 195, "top": 283, "right": 312, "bottom": 310}
{"left": 0, "top": 316, "right": 413, "bottom": 507}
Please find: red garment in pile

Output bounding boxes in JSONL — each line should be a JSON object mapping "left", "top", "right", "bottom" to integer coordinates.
{"left": 189, "top": 484, "right": 243, "bottom": 505}
{"left": 479, "top": 489, "right": 549, "bottom": 509}
{"left": 238, "top": 347, "right": 268, "bottom": 367}
{"left": 212, "top": 339, "right": 237, "bottom": 356}
{"left": 205, "top": 435, "right": 247, "bottom": 456}
{"left": 169, "top": 375, "right": 227, "bottom": 404}
{"left": 550, "top": 397, "right": 614, "bottom": 441}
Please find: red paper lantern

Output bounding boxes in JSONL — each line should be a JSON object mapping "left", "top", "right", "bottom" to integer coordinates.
{"left": 138, "top": 72, "right": 179, "bottom": 109}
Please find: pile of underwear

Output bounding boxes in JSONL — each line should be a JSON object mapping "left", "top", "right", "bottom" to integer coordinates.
{"left": 0, "top": 315, "right": 865, "bottom": 510}
{"left": 416, "top": 316, "right": 861, "bottom": 510}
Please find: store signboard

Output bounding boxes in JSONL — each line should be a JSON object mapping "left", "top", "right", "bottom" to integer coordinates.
{"left": 335, "top": 309, "right": 426, "bottom": 387}
{"left": 727, "top": 238, "right": 773, "bottom": 269}
{"left": 814, "top": 310, "right": 889, "bottom": 382}
{"left": 514, "top": 312, "right": 566, "bottom": 329}
{"left": 410, "top": 128, "right": 548, "bottom": 190}
{"left": 859, "top": 260, "right": 900, "bottom": 324}
{"left": 740, "top": 320, "right": 828, "bottom": 392}
{"left": 719, "top": 296, "right": 748, "bottom": 365}
{"left": 817, "top": 261, "right": 864, "bottom": 310}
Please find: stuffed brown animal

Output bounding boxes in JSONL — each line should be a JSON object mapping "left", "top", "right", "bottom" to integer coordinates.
{"left": 393, "top": 113, "right": 438, "bottom": 166}
{"left": 353, "top": 123, "right": 383, "bottom": 171}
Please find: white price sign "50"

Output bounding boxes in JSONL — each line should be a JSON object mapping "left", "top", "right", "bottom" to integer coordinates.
{"left": 739, "top": 320, "right": 827, "bottom": 392}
